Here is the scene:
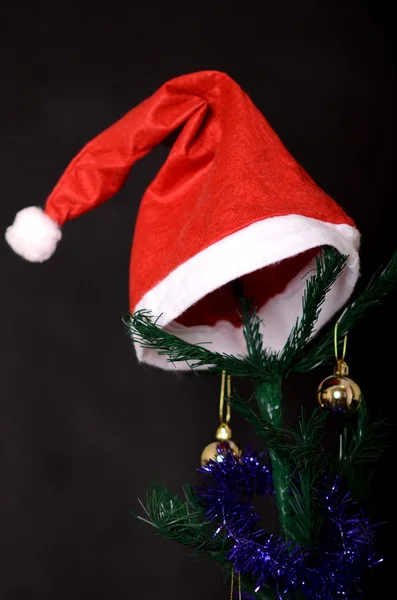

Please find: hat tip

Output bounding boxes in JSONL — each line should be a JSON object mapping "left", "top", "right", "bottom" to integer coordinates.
{"left": 5, "top": 206, "right": 62, "bottom": 262}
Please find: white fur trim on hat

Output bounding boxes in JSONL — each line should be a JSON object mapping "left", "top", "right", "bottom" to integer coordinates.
{"left": 5, "top": 206, "right": 61, "bottom": 262}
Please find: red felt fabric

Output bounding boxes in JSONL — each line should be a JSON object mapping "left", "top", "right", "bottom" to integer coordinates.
{"left": 43, "top": 71, "right": 356, "bottom": 317}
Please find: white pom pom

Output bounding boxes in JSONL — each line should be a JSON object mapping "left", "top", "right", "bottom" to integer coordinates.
{"left": 5, "top": 206, "right": 62, "bottom": 262}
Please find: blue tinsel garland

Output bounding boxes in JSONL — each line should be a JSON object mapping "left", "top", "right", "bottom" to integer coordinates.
{"left": 196, "top": 446, "right": 381, "bottom": 599}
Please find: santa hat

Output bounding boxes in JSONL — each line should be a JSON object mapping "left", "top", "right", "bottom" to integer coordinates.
{"left": 5, "top": 70, "right": 360, "bottom": 370}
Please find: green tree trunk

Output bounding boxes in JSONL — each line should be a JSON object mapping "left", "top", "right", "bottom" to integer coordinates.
{"left": 255, "top": 379, "right": 292, "bottom": 540}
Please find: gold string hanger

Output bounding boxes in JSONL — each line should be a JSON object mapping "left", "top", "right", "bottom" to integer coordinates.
{"left": 334, "top": 320, "right": 348, "bottom": 375}
{"left": 218, "top": 369, "right": 232, "bottom": 435}
{"left": 200, "top": 370, "right": 240, "bottom": 464}
{"left": 230, "top": 568, "right": 242, "bottom": 600}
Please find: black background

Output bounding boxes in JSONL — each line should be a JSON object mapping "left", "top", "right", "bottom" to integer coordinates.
{"left": 0, "top": 2, "right": 395, "bottom": 598}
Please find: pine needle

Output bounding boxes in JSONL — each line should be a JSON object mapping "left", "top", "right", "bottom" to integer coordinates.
{"left": 292, "top": 249, "right": 397, "bottom": 372}
{"left": 123, "top": 310, "right": 275, "bottom": 379}
{"left": 237, "top": 294, "right": 265, "bottom": 362}
{"left": 284, "top": 409, "right": 328, "bottom": 548}
{"left": 278, "top": 247, "right": 347, "bottom": 373}
{"left": 339, "top": 402, "right": 391, "bottom": 479}
{"left": 135, "top": 484, "right": 279, "bottom": 600}
{"left": 227, "top": 389, "right": 291, "bottom": 452}
{"left": 136, "top": 485, "right": 228, "bottom": 559}
{"left": 287, "top": 408, "right": 328, "bottom": 467}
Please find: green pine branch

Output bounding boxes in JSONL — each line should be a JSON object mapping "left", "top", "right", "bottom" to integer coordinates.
{"left": 285, "top": 409, "right": 328, "bottom": 548}
{"left": 287, "top": 408, "right": 328, "bottom": 468}
{"left": 338, "top": 401, "right": 391, "bottom": 480}
{"left": 123, "top": 310, "right": 275, "bottom": 379}
{"left": 237, "top": 293, "right": 273, "bottom": 368}
{"left": 227, "top": 389, "right": 291, "bottom": 452}
{"left": 136, "top": 484, "right": 278, "bottom": 600}
{"left": 136, "top": 485, "right": 228, "bottom": 558}
{"left": 277, "top": 248, "right": 348, "bottom": 374}
{"left": 233, "top": 248, "right": 347, "bottom": 376}
{"left": 292, "top": 249, "right": 397, "bottom": 372}
{"left": 288, "top": 472, "right": 323, "bottom": 548}
{"left": 230, "top": 391, "right": 329, "bottom": 549}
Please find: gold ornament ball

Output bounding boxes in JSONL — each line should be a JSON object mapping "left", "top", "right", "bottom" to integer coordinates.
{"left": 200, "top": 440, "right": 240, "bottom": 465}
{"left": 200, "top": 423, "right": 240, "bottom": 465}
{"left": 317, "top": 374, "right": 362, "bottom": 414}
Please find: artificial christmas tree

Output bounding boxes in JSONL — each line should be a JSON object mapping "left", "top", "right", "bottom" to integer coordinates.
{"left": 5, "top": 70, "right": 396, "bottom": 598}
{"left": 127, "top": 253, "right": 396, "bottom": 598}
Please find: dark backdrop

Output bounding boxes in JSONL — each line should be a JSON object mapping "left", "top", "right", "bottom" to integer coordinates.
{"left": 0, "top": 2, "right": 395, "bottom": 598}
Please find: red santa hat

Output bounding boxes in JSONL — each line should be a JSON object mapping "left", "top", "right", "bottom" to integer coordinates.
{"left": 5, "top": 70, "right": 360, "bottom": 370}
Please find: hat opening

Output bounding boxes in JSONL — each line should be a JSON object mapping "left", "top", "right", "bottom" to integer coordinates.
{"left": 175, "top": 248, "right": 318, "bottom": 328}
{"left": 161, "top": 246, "right": 357, "bottom": 364}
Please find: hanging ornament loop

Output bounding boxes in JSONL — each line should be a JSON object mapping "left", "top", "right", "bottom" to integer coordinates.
{"left": 334, "top": 322, "right": 349, "bottom": 376}
{"left": 219, "top": 370, "right": 232, "bottom": 425}
{"left": 317, "top": 322, "right": 362, "bottom": 415}
{"left": 334, "top": 321, "right": 348, "bottom": 363}
{"left": 201, "top": 371, "right": 240, "bottom": 465}
{"left": 230, "top": 567, "right": 242, "bottom": 599}
{"left": 216, "top": 370, "right": 233, "bottom": 442}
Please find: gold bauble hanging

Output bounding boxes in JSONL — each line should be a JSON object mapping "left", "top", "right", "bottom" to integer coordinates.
{"left": 200, "top": 423, "right": 240, "bottom": 465}
{"left": 318, "top": 359, "right": 362, "bottom": 415}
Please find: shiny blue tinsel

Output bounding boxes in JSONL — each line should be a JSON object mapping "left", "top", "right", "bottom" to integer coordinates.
{"left": 196, "top": 447, "right": 379, "bottom": 599}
